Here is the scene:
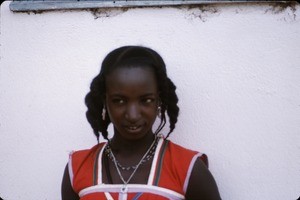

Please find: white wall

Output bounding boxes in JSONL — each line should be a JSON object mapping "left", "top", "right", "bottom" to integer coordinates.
{"left": 1, "top": 1, "right": 299, "bottom": 199}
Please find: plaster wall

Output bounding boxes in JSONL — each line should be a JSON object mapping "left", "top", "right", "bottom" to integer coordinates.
{"left": 0, "top": 1, "right": 300, "bottom": 199}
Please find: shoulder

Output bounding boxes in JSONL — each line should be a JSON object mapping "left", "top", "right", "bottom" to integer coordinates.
{"left": 166, "top": 140, "right": 197, "bottom": 155}
{"left": 185, "top": 157, "right": 221, "bottom": 199}
{"left": 161, "top": 140, "right": 209, "bottom": 191}
{"left": 61, "top": 144, "right": 106, "bottom": 200}
{"left": 166, "top": 140, "right": 208, "bottom": 167}
{"left": 164, "top": 140, "right": 221, "bottom": 199}
{"left": 70, "top": 143, "right": 106, "bottom": 166}
{"left": 71, "top": 143, "right": 105, "bottom": 158}
{"left": 68, "top": 143, "right": 106, "bottom": 193}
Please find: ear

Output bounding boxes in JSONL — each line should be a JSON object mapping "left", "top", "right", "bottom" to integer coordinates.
{"left": 102, "top": 96, "right": 106, "bottom": 107}
{"left": 157, "top": 95, "right": 162, "bottom": 105}
{"left": 157, "top": 99, "right": 162, "bottom": 118}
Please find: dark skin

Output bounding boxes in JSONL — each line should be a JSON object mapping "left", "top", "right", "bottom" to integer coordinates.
{"left": 61, "top": 66, "right": 221, "bottom": 199}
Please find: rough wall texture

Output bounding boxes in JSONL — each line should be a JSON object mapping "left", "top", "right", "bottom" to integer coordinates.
{"left": 0, "top": 1, "right": 299, "bottom": 199}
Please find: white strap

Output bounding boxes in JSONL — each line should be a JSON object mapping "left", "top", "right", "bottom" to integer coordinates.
{"left": 104, "top": 191, "right": 114, "bottom": 200}
{"left": 97, "top": 143, "right": 108, "bottom": 184}
{"left": 68, "top": 151, "right": 75, "bottom": 188}
{"left": 147, "top": 136, "right": 164, "bottom": 185}
{"left": 79, "top": 184, "right": 185, "bottom": 200}
{"left": 183, "top": 152, "right": 202, "bottom": 193}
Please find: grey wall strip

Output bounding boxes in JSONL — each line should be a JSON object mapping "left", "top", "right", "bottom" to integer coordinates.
{"left": 9, "top": 0, "right": 284, "bottom": 12}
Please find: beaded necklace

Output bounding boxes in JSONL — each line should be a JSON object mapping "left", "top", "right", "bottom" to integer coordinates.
{"left": 104, "top": 135, "right": 158, "bottom": 185}
{"left": 105, "top": 138, "right": 158, "bottom": 171}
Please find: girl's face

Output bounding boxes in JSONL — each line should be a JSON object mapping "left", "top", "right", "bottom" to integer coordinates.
{"left": 105, "top": 66, "right": 159, "bottom": 141}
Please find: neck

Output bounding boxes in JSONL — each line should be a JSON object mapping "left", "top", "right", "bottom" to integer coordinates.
{"left": 110, "top": 132, "right": 155, "bottom": 154}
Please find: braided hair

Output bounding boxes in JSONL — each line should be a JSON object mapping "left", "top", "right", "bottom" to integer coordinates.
{"left": 85, "top": 46, "right": 179, "bottom": 142}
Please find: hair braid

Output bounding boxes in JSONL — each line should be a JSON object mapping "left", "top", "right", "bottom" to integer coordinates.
{"left": 85, "top": 74, "right": 110, "bottom": 141}
{"left": 165, "top": 78, "right": 179, "bottom": 138}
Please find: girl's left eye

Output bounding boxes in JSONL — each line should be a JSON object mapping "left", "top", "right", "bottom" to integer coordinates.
{"left": 143, "top": 98, "right": 154, "bottom": 104}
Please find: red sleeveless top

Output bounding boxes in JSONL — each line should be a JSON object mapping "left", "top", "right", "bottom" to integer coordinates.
{"left": 68, "top": 137, "right": 208, "bottom": 200}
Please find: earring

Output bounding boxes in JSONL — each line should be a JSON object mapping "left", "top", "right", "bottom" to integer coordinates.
{"left": 157, "top": 106, "right": 161, "bottom": 118}
{"left": 102, "top": 107, "right": 106, "bottom": 121}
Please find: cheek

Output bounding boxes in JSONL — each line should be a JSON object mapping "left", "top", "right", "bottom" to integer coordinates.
{"left": 143, "top": 107, "right": 158, "bottom": 118}
{"left": 107, "top": 106, "right": 122, "bottom": 121}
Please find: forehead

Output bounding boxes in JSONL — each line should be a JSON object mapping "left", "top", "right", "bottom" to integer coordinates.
{"left": 105, "top": 66, "right": 158, "bottom": 94}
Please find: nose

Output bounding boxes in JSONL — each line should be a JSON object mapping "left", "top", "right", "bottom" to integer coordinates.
{"left": 125, "top": 103, "right": 141, "bottom": 123}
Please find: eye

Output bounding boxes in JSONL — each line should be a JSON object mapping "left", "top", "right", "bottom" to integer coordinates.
{"left": 142, "top": 98, "right": 155, "bottom": 104}
{"left": 112, "top": 98, "right": 125, "bottom": 105}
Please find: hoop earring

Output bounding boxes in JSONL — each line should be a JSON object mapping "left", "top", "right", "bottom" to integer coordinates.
{"left": 102, "top": 107, "right": 106, "bottom": 121}
{"left": 157, "top": 106, "right": 161, "bottom": 118}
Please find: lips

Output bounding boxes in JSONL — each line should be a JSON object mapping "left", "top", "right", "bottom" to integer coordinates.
{"left": 124, "top": 125, "right": 143, "bottom": 133}
{"left": 128, "top": 126, "right": 139, "bottom": 130}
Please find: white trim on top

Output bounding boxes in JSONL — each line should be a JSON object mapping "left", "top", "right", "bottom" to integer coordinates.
{"left": 68, "top": 151, "right": 75, "bottom": 188}
{"left": 147, "top": 136, "right": 164, "bottom": 185}
{"left": 78, "top": 184, "right": 185, "bottom": 200}
{"left": 182, "top": 152, "right": 202, "bottom": 193}
{"left": 97, "top": 142, "right": 108, "bottom": 185}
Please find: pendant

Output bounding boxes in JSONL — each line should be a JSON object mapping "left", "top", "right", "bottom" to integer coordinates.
{"left": 119, "top": 185, "right": 128, "bottom": 200}
{"left": 121, "top": 184, "right": 128, "bottom": 194}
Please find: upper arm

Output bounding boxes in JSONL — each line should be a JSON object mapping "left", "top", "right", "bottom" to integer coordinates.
{"left": 185, "top": 158, "right": 221, "bottom": 200}
{"left": 61, "top": 164, "right": 80, "bottom": 200}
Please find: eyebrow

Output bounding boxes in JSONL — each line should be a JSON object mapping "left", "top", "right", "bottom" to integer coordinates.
{"left": 108, "top": 93, "right": 156, "bottom": 98}
{"left": 140, "top": 93, "right": 156, "bottom": 97}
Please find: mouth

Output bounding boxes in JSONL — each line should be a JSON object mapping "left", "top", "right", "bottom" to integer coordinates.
{"left": 128, "top": 126, "right": 139, "bottom": 130}
{"left": 125, "top": 125, "right": 143, "bottom": 133}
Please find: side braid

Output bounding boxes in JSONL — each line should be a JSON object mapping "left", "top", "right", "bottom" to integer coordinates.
{"left": 165, "top": 78, "right": 179, "bottom": 138}
{"left": 85, "top": 75, "right": 110, "bottom": 141}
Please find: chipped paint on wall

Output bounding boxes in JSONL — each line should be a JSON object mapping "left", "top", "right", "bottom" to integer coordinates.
{"left": 84, "top": 2, "right": 299, "bottom": 23}
{"left": 16, "top": 2, "right": 299, "bottom": 22}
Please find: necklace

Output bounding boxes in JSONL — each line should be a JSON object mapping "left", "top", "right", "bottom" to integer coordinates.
{"left": 105, "top": 135, "right": 158, "bottom": 185}
{"left": 105, "top": 138, "right": 157, "bottom": 171}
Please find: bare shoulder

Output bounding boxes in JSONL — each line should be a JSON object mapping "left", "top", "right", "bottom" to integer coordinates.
{"left": 185, "top": 158, "right": 221, "bottom": 200}
{"left": 61, "top": 164, "right": 80, "bottom": 200}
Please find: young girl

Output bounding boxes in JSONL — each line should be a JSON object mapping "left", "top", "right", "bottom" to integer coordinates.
{"left": 61, "top": 46, "right": 221, "bottom": 200}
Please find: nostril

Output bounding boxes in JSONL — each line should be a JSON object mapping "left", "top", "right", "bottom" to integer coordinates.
{"left": 125, "top": 104, "right": 141, "bottom": 122}
{"left": 125, "top": 113, "right": 140, "bottom": 123}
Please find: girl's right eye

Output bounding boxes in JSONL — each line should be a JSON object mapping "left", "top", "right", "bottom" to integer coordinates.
{"left": 112, "top": 99, "right": 125, "bottom": 105}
